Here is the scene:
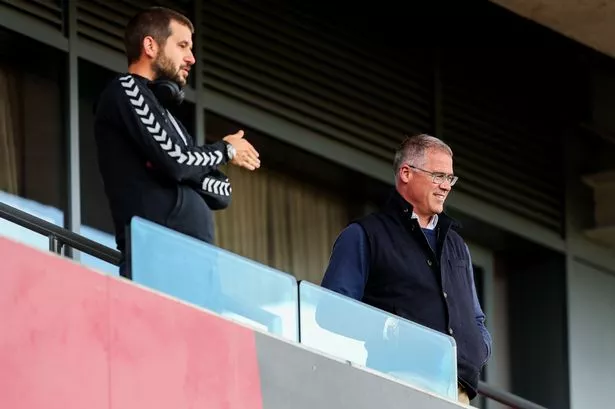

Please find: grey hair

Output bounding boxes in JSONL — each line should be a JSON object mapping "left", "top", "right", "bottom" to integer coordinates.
{"left": 393, "top": 133, "right": 453, "bottom": 174}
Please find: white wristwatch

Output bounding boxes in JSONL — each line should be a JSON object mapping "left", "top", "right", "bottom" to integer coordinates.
{"left": 225, "top": 142, "right": 236, "bottom": 161}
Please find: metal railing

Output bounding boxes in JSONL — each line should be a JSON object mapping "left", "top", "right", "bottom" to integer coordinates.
{"left": 0, "top": 200, "right": 547, "bottom": 409}
{"left": 0, "top": 201, "right": 121, "bottom": 266}
{"left": 478, "top": 381, "right": 547, "bottom": 409}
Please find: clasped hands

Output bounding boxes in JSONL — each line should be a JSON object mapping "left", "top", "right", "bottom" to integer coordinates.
{"left": 223, "top": 130, "right": 260, "bottom": 171}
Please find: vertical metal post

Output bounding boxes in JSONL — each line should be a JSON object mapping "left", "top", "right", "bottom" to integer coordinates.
{"left": 433, "top": 49, "right": 442, "bottom": 138}
{"left": 296, "top": 281, "right": 302, "bottom": 343}
{"left": 194, "top": 0, "right": 206, "bottom": 144}
{"left": 48, "top": 235, "right": 64, "bottom": 255}
{"left": 65, "top": 0, "right": 81, "bottom": 261}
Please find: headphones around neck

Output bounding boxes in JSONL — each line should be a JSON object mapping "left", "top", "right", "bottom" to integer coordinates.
{"left": 148, "top": 78, "right": 185, "bottom": 107}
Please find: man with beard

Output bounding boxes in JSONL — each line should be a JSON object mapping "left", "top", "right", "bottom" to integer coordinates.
{"left": 93, "top": 7, "right": 261, "bottom": 277}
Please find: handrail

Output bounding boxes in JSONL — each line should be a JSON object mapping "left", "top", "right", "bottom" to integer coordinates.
{"left": 0, "top": 201, "right": 121, "bottom": 266}
{"left": 0, "top": 200, "right": 546, "bottom": 409}
{"left": 478, "top": 381, "right": 547, "bottom": 409}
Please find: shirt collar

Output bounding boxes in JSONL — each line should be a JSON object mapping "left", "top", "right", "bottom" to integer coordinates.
{"left": 411, "top": 212, "right": 439, "bottom": 230}
{"left": 384, "top": 188, "right": 451, "bottom": 231}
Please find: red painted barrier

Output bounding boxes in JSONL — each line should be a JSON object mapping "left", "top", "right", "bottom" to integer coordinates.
{"left": 0, "top": 237, "right": 262, "bottom": 409}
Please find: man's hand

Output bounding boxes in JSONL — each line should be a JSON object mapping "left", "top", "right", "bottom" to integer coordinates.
{"left": 223, "top": 130, "right": 261, "bottom": 171}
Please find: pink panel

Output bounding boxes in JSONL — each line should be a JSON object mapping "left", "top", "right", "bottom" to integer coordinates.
{"left": 0, "top": 237, "right": 110, "bottom": 409}
{"left": 0, "top": 237, "right": 263, "bottom": 409}
{"left": 108, "top": 278, "right": 263, "bottom": 409}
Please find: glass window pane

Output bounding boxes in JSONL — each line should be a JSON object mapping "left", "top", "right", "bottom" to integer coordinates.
{"left": 0, "top": 29, "right": 67, "bottom": 251}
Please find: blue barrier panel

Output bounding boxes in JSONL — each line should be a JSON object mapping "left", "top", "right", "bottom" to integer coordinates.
{"left": 298, "top": 281, "right": 458, "bottom": 400}
{"left": 129, "top": 217, "right": 298, "bottom": 342}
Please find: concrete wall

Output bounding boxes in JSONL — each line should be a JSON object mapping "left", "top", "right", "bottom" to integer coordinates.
{"left": 565, "top": 235, "right": 615, "bottom": 409}
{"left": 507, "top": 252, "right": 570, "bottom": 409}
{"left": 565, "top": 129, "right": 615, "bottom": 409}
{"left": 567, "top": 259, "right": 615, "bottom": 409}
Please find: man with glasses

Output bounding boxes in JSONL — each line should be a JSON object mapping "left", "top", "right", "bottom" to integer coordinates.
{"left": 320, "top": 133, "right": 491, "bottom": 405}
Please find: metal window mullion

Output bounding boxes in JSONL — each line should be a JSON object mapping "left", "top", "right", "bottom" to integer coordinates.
{"left": 65, "top": 0, "right": 81, "bottom": 260}
{"left": 195, "top": 0, "right": 206, "bottom": 144}
{"left": 433, "top": 49, "right": 442, "bottom": 138}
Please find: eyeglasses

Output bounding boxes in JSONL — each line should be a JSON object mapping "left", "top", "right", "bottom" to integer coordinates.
{"left": 407, "top": 165, "right": 458, "bottom": 186}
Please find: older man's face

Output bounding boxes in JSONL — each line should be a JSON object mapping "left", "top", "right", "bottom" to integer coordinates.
{"left": 401, "top": 148, "right": 454, "bottom": 218}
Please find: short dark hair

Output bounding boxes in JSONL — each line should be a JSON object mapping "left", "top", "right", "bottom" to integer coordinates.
{"left": 124, "top": 7, "right": 194, "bottom": 65}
